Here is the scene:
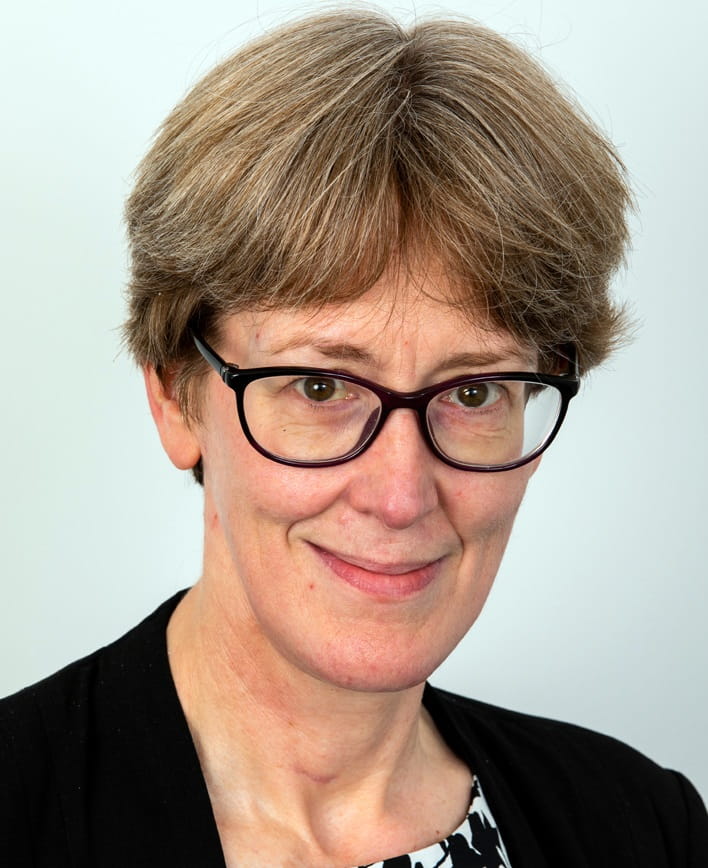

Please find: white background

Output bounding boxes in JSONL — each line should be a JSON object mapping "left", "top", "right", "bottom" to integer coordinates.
{"left": 1, "top": 0, "right": 706, "bottom": 801}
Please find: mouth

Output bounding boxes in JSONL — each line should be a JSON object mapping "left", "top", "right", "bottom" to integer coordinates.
{"left": 309, "top": 543, "right": 442, "bottom": 600}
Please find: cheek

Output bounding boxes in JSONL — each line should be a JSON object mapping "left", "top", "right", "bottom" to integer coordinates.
{"left": 202, "top": 421, "right": 343, "bottom": 539}
{"left": 448, "top": 468, "right": 532, "bottom": 544}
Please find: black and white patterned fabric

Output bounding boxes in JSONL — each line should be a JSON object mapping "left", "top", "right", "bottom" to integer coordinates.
{"left": 360, "top": 778, "right": 511, "bottom": 868}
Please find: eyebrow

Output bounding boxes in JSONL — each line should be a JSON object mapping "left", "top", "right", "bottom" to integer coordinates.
{"left": 264, "top": 336, "right": 535, "bottom": 372}
{"left": 431, "top": 350, "right": 536, "bottom": 374}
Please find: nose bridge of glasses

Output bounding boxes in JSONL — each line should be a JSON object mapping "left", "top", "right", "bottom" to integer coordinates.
{"left": 374, "top": 391, "right": 432, "bottom": 449}
{"left": 377, "top": 385, "right": 434, "bottom": 413}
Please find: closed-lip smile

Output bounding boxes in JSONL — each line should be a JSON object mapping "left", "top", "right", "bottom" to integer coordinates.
{"left": 309, "top": 543, "right": 442, "bottom": 599}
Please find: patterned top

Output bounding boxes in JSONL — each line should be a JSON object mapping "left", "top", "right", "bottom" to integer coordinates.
{"left": 359, "top": 777, "right": 511, "bottom": 868}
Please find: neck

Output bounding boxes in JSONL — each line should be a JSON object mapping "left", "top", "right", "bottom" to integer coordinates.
{"left": 167, "top": 563, "right": 474, "bottom": 865}
{"left": 168, "top": 579, "right": 435, "bottom": 813}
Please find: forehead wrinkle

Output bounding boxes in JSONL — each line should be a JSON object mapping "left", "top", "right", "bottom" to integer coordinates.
{"left": 259, "top": 331, "right": 533, "bottom": 378}
{"left": 234, "top": 278, "right": 536, "bottom": 375}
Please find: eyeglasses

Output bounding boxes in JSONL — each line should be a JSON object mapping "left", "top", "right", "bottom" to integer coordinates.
{"left": 192, "top": 331, "right": 579, "bottom": 472}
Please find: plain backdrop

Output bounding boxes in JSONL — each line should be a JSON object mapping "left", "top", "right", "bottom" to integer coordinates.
{"left": 1, "top": 0, "right": 706, "bottom": 801}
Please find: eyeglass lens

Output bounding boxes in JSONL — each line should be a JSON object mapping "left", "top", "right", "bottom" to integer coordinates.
{"left": 242, "top": 375, "right": 562, "bottom": 467}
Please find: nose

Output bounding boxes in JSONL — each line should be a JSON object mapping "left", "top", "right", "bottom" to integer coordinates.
{"left": 344, "top": 408, "right": 441, "bottom": 530}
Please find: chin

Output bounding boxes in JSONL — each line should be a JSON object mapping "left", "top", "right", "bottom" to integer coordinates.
{"left": 298, "top": 633, "right": 460, "bottom": 695}
{"left": 314, "top": 666, "right": 434, "bottom": 695}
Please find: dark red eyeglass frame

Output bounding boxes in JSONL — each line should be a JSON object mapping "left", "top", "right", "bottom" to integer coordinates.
{"left": 192, "top": 331, "right": 580, "bottom": 472}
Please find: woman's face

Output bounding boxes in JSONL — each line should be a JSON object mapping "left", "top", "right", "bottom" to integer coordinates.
{"left": 190, "top": 271, "right": 540, "bottom": 692}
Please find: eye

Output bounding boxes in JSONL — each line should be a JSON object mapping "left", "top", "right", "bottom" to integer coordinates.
{"left": 446, "top": 382, "right": 503, "bottom": 409}
{"left": 294, "top": 376, "right": 349, "bottom": 402}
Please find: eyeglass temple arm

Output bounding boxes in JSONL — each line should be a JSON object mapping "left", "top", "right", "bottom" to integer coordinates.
{"left": 191, "top": 330, "right": 236, "bottom": 380}
{"left": 558, "top": 344, "right": 579, "bottom": 379}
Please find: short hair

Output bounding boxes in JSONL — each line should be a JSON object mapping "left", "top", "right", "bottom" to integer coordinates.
{"left": 124, "top": 9, "right": 632, "bottom": 479}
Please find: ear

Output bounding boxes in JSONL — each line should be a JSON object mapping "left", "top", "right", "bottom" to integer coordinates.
{"left": 143, "top": 365, "right": 201, "bottom": 470}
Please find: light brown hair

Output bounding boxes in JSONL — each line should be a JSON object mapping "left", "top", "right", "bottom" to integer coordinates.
{"left": 124, "top": 9, "right": 632, "bottom": 480}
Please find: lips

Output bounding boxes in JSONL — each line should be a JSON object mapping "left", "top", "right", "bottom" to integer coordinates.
{"left": 310, "top": 544, "right": 441, "bottom": 600}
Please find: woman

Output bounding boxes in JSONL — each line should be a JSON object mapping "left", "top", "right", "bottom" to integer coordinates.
{"left": 1, "top": 10, "right": 706, "bottom": 867}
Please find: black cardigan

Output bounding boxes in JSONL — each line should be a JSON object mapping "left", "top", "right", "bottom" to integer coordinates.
{"left": 1, "top": 592, "right": 706, "bottom": 867}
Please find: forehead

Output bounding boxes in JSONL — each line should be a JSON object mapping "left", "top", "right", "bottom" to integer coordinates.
{"left": 219, "top": 274, "right": 535, "bottom": 372}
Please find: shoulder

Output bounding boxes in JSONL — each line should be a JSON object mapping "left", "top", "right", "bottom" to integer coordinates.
{"left": 0, "top": 643, "right": 106, "bottom": 864}
{"left": 0, "top": 592, "right": 188, "bottom": 864}
{"left": 427, "top": 683, "right": 666, "bottom": 774}
{"left": 0, "top": 590, "right": 184, "bottom": 735}
{"left": 425, "top": 684, "right": 708, "bottom": 864}
{"left": 426, "top": 682, "right": 700, "bottom": 794}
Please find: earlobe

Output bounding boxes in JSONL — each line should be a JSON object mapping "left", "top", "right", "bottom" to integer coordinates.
{"left": 143, "top": 366, "right": 202, "bottom": 471}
